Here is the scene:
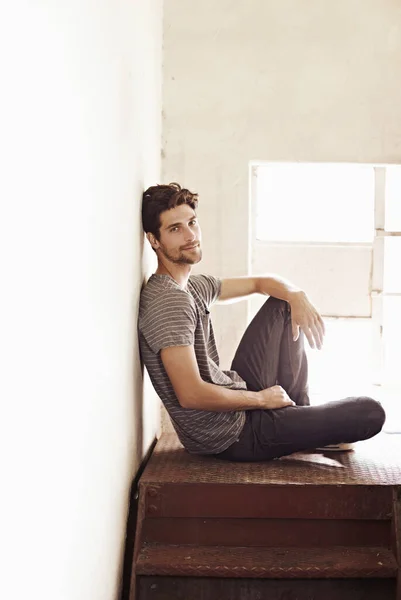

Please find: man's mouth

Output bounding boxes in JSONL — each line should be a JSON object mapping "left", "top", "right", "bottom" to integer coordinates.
{"left": 182, "top": 243, "right": 199, "bottom": 250}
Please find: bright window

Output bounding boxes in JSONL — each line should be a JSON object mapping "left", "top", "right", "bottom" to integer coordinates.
{"left": 383, "top": 237, "right": 401, "bottom": 293}
{"left": 255, "top": 163, "right": 375, "bottom": 243}
{"left": 385, "top": 166, "right": 401, "bottom": 231}
{"left": 252, "top": 162, "right": 401, "bottom": 429}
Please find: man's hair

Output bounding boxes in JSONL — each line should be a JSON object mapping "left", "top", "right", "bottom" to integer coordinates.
{"left": 142, "top": 182, "right": 198, "bottom": 239}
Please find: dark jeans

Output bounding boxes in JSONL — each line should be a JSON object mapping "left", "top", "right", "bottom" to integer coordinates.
{"left": 216, "top": 297, "right": 386, "bottom": 462}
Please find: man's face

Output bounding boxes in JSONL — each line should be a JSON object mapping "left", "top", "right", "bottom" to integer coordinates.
{"left": 155, "top": 204, "right": 202, "bottom": 265}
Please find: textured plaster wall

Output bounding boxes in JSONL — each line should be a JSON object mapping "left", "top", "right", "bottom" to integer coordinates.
{"left": 162, "top": 0, "right": 401, "bottom": 367}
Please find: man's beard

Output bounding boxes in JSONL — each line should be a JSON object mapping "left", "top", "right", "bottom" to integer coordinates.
{"left": 159, "top": 244, "right": 202, "bottom": 265}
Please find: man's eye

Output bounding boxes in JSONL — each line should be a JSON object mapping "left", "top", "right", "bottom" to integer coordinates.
{"left": 189, "top": 220, "right": 197, "bottom": 226}
{"left": 171, "top": 227, "right": 179, "bottom": 232}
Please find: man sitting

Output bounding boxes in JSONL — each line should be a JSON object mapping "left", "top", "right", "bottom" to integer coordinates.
{"left": 138, "top": 182, "right": 385, "bottom": 461}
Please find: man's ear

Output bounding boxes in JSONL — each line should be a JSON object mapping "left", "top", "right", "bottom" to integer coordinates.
{"left": 146, "top": 232, "right": 159, "bottom": 250}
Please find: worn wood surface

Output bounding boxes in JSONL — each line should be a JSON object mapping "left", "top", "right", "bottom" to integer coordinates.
{"left": 143, "top": 482, "right": 392, "bottom": 519}
{"left": 137, "top": 544, "right": 398, "bottom": 579}
{"left": 128, "top": 433, "right": 401, "bottom": 600}
{"left": 393, "top": 487, "right": 401, "bottom": 599}
{"left": 142, "top": 516, "right": 391, "bottom": 547}
{"left": 138, "top": 575, "right": 396, "bottom": 600}
{"left": 141, "top": 432, "right": 401, "bottom": 486}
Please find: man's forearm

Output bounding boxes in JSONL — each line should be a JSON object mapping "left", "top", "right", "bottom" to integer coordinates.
{"left": 182, "top": 380, "right": 262, "bottom": 411}
{"left": 255, "top": 275, "right": 305, "bottom": 304}
{"left": 254, "top": 274, "right": 326, "bottom": 349}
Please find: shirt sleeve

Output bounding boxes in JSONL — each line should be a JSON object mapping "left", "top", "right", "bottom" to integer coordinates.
{"left": 191, "top": 274, "right": 222, "bottom": 308}
{"left": 140, "top": 289, "right": 197, "bottom": 354}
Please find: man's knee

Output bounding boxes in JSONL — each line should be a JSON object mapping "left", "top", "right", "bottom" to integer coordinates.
{"left": 264, "top": 296, "right": 290, "bottom": 313}
{"left": 355, "top": 396, "right": 386, "bottom": 434}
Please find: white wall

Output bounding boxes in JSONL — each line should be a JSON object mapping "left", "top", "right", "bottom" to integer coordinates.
{"left": 163, "top": 0, "right": 401, "bottom": 367}
{"left": 0, "top": 1, "right": 162, "bottom": 599}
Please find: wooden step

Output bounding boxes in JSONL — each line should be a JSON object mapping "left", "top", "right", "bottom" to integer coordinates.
{"left": 136, "top": 544, "right": 398, "bottom": 579}
{"left": 141, "top": 517, "right": 391, "bottom": 547}
{"left": 130, "top": 434, "right": 401, "bottom": 600}
{"left": 142, "top": 482, "right": 392, "bottom": 520}
{"left": 137, "top": 575, "right": 397, "bottom": 600}
{"left": 140, "top": 432, "right": 401, "bottom": 489}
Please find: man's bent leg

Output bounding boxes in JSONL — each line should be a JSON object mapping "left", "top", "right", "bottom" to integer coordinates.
{"left": 217, "top": 397, "right": 386, "bottom": 462}
{"left": 231, "top": 296, "right": 309, "bottom": 405}
{"left": 221, "top": 296, "right": 385, "bottom": 462}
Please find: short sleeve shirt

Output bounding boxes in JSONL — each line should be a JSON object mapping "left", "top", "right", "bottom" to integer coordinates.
{"left": 138, "top": 273, "right": 246, "bottom": 454}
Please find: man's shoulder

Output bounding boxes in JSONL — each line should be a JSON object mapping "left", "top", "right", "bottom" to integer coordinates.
{"left": 189, "top": 273, "right": 219, "bottom": 287}
{"left": 189, "top": 274, "right": 222, "bottom": 301}
{"left": 140, "top": 275, "right": 196, "bottom": 318}
{"left": 139, "top": 279, "right": 198, "bottom": 340}
{"left": 189, "top": 274, "right": 208, "bottom": 284}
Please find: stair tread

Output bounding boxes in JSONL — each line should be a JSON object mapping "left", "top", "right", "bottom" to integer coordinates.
{"left": 141, "top": 433, "right": 401, "bottom": 486}
{"left": 136, "top": 544, "right": 398, "bottom": 578}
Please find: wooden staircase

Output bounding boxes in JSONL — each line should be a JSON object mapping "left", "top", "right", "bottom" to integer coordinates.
{"left": 130, "top": 432, "right": 401, "bottom": 600}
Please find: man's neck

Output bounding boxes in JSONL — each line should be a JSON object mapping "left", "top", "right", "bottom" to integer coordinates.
{"left": 155, "top": 261, "right": 192, "bottom": 289}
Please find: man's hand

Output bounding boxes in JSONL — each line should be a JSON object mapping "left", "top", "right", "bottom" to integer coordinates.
{"left": 258, "top": 385, "right": 296, "bottom": 409}
{"left": 289, "top": 290, "right": 325, "bottom": 350}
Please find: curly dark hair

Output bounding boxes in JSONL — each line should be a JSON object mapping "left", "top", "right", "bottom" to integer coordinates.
{"left": 142, "top": 182, "right": 199, "bottom": 239}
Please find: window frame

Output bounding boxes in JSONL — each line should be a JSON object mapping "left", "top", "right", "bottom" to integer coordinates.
{"left": 250, "top": 161, "right": 401, "bottom": 389}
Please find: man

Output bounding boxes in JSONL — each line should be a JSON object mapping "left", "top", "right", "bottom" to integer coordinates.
{"left": 138, "top": 182, "right": 385, "bottom": 461}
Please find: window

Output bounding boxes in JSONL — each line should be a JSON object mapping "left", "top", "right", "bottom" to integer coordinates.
{"left": 251, "top": 162, "right": 401, "bottom": 428}
{"left": 385, "top": 166, "right": 401, "bottom": 231}
{"left": 255, "top": 163, "right": 374, "bottom": 243}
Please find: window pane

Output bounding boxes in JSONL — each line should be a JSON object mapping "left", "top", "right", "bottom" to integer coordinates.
{"left": 383, "top": 237, "right": 401, "bottom": 293}
{"left": 383, "top": 296, "right": 401, "bottom": 386}
{"left": 256, "top": 164, "right": 374, "bottom": 243}
{"left": 385, "top": 166, "right": 401, "bottom": 231}
{"left": 306, "top": 318, "right": 374, "bottom": 403}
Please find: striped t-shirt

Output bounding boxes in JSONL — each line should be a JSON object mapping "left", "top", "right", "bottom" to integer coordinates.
{"left": 138, "top": 273, "right": 246, "bottom": 454}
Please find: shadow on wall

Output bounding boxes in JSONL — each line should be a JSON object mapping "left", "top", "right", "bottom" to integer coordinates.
{"left": 120, "top": 436, "right": 157, "bottom": 600}
{"left": 120, "top": 219, "right": 160, "bottom": 600}
{"left": 131, "top": 194, "right": 158, "bottom": 468}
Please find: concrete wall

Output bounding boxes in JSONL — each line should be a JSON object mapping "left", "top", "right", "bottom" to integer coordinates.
{"left": 162, "top": 0, "right": 401, "bottom": 367}
{"left": 0, "top": 1, "right": 162, "bottom": 599}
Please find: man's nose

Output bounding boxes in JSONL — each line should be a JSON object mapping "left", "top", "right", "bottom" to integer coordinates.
{"left": 184, "top": 227, "right": 196, "bottom": 241}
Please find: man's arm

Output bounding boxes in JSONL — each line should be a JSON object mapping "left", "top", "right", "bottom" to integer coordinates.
{"left": 218, "top": 275, "right": 301, "bottom": 303}
{"left": 161, "top": 345, "right": 294, "bottom": 411}
{"left": 218, "top": 275, "right": 325, "bottom": 349}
